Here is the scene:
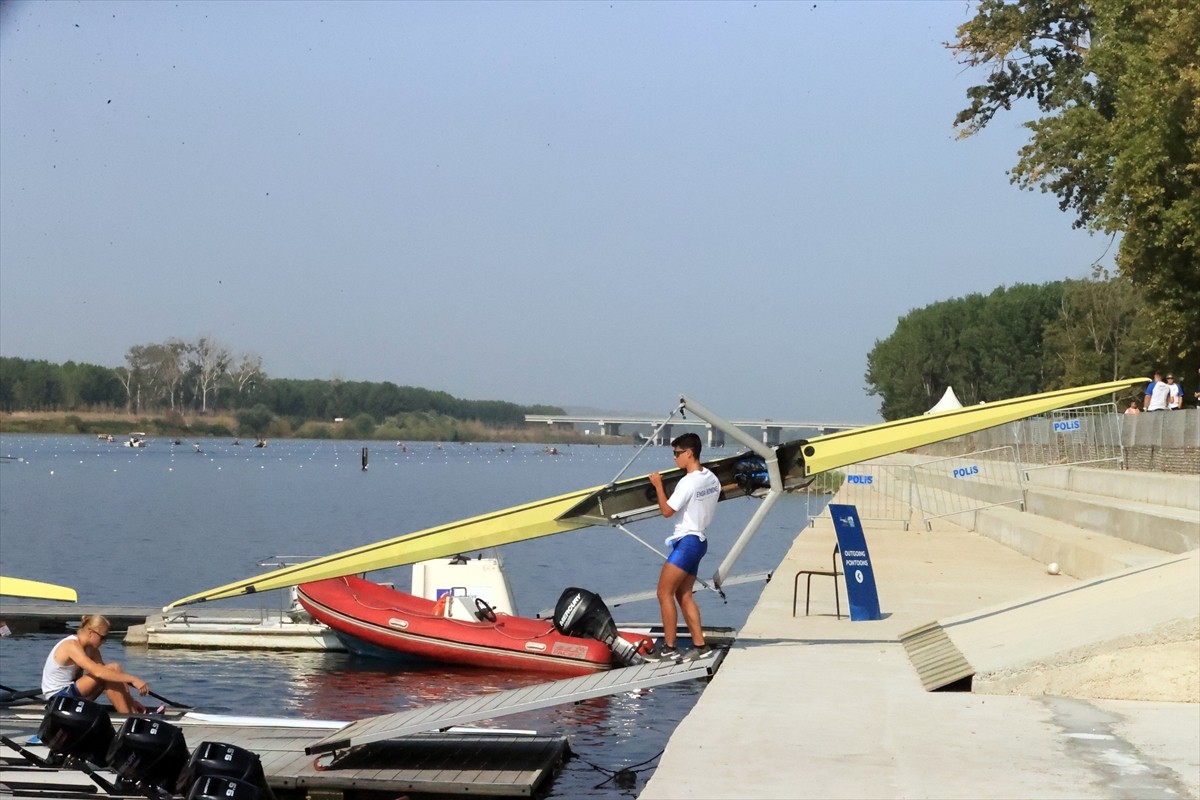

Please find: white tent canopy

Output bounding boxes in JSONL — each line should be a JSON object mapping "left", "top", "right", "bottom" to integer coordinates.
{"left": 925, "top": 386, "right": 964, "bottom": 414}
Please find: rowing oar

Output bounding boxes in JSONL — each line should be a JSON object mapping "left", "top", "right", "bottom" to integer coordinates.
{"left": 147, "top": 690, "right": 192, "bottom": 709}
{"left": 0, "top": 684, "right": 44, "bottom": 703}
{"left": 0, "top": 681, "right": 192, "bottom": 710}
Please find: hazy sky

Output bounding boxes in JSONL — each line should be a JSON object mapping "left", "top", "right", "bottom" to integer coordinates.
{"left": 0, "top": 1, "right": 1112, "bottom": 424}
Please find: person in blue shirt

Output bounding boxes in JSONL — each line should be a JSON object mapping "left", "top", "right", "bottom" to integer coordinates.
{"left": 1143, "top": 371, "right": 1162, "bottom": 410}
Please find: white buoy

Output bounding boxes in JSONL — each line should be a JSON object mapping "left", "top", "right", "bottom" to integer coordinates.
{"left": 1047, "top": 562, "right": 1061, "bottom": 575}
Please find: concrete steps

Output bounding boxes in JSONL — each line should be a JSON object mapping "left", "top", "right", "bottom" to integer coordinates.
{"left": 973, "top": 505, "right": 1171, "bottom": 579}
{"left": 874, "top": 457, "right": 1199, "bottom": 580}
{"left": 1023, "top": 485, "right": 1198, "bottom": 554}
{"left": 1023, "top": 464, "right": 1200, "bottom": 512}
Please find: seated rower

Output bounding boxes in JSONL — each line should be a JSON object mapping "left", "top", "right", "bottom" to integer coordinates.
{"left": 42, "top": 614, "right": 151, "bottom": 714}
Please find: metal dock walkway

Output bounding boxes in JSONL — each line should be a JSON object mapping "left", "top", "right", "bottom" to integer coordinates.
{"left": 309, "top": 648, "right": 727, "bottom": 754}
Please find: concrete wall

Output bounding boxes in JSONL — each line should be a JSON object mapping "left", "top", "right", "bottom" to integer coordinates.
{"left": 1121, "top": 409, "right": 1200, "bottom": 474}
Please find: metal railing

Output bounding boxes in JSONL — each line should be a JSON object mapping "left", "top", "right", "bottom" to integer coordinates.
{"left": 911, "top": 446, "right": 1026, "bottom": 531}
{"left": 806, "top": 463, "right": 915, "bottom": 530}
{"left": 1013, "top": 402, "right": 1124, "bottom": 472}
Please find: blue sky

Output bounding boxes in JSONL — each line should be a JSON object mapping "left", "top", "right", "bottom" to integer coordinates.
{"left": 0, "top": 1, "right": 1111, "bottom": 424}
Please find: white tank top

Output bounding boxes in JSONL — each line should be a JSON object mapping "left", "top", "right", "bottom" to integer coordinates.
{"left": 41, "top": 635, "right": 83, "bottom": 695}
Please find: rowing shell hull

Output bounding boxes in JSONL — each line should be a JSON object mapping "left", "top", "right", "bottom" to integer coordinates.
{"left": 0, "top": 576, "right": 78, "bottom": 603}
{"left": 297, "top": 576, "right": 650, "bottom": 676}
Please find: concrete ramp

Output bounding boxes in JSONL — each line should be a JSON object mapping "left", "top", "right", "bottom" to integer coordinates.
{"left": 908, "top": 551, "right": 1199, "bottom": 686}
{"left": 899, "top": 622, "right": 975, "bottom": 691}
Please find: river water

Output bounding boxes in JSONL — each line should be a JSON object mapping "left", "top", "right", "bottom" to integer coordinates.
{"left": 0, "top": 434, "right": 821, "bottom": 797}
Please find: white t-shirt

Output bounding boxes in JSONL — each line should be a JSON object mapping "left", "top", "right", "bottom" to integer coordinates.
{"left": 1148, "top": 382, "right": 1171, "bottom": 411}
{"left": 665, "top": 467, "right": 721, "bottom": 547}
{"left": 1167, "top": 383, "right": 1182, "bottom": 408}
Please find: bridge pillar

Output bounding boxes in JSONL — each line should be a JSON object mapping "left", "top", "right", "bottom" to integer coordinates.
{"left": 761, "top": 426, "right": 782, "bottom": 447}
{"left": 600, "top": 422, "right": 621, "bottom": 437}
{"left": 658, "top": 424, "right": 672, "bottom": 446}
{"left": 706, "top": 425, "right": 725, "bottom": 448}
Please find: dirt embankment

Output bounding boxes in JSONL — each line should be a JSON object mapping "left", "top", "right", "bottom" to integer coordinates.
{"left": 975, "top": 617, "right": 1200, "bottom": 703}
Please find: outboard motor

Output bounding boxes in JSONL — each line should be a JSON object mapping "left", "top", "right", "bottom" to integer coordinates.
{"left": 176, "top": 741, "right": 275, "bottom": 800}
{"left": 106, "top": 716, "right": 190, "bottom": 794}
{"left": 38, "top": 695, "right": 115, "bottom": 767}
{"left": 186, "top": 775, "right": 262, "bottom": 800}
{"left": 552, "top": 587, "right": 643, "bottom": 666}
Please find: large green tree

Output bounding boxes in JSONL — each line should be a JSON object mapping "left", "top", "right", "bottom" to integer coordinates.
{"left": 865, "top": 283, "right": 1067, "bottom": 419}
{"left": 950, "top": 0, "right": 1199, "bottom": 362}
{"left": 1042, "top": 267, "right": 1152, "bottom": 386}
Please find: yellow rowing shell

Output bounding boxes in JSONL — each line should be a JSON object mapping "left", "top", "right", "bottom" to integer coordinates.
{"left": 165, "top": 378, "right": 1143, "bottom": 610}
{"left": 0, "top": 576, "right": 78, "bottom": 603}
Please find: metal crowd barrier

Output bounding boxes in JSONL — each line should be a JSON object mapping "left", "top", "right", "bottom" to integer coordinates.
{"left": 1013, "top": 401, "right": 1124, "bottom": 472}
{"left": 911, "top": 446, "right": 1026, "bottom": 531}
{"left": 809, "top": 462, "right": 915, "bottom": 530}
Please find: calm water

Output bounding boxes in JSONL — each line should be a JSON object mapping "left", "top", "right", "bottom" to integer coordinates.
{"left": 0, "top": 434, "right": 819, "bottom": 797}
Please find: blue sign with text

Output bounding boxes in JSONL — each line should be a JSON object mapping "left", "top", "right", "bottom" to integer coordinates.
{"left": 829, "top": 503, "right": 881, "bottom": 621}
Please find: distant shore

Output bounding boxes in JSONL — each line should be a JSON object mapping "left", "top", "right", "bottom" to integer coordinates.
{"left": 0, "top": 410, "right": 625, "bottom": 445}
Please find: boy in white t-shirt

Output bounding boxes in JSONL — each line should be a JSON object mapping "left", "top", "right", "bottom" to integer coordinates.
{"left": 644, "top": 433, "right": 722, "bottom": 663}
{"left": 1165, "top": 375, "right": 1182, "bottom": 409}
{"left": 1148, "top": 379, "right": 1172, "bottom": 411}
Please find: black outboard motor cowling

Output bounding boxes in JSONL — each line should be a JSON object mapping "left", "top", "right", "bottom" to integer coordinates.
{"left": 552, "top": 587, "right": 642, "bottom": 666}
{"left": 176, "top": 741, "right": 275, "bottom": 800}
{"left": 106, "top": 716, "right": 189, "bottom": 793}
{"left": 38, "top": 696, "right": 115, "bottom": 767}
{"left": 187, "top": 775, "right": 262, "bottom": 800}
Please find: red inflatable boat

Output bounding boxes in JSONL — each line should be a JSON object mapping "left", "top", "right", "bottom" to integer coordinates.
{"left": 297, "top": 575, "right": 652, "bottom": 675}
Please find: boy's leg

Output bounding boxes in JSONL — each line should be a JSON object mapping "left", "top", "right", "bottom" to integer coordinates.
{"left": 656, "top": 562, "right": 690, "bottom": 649}
{"left": 675, "top": 573, "right": 706, "bottom": 648}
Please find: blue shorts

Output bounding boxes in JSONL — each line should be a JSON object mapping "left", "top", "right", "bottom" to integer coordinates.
{"left": 49, "top": 683, "right": 83, "bottom": 701}
{"left": 667, "top": 535, "right": 708, "bottom": 576}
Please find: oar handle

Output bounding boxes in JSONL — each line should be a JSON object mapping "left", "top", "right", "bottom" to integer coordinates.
{"left": 147, "top": 690, "right": 192, "bottom": 709}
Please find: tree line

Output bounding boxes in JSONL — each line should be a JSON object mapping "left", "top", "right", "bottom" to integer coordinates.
{"left": 863, "top": 272, "right": 1189, "bottom": 419}
{"left": 0, "top": 336, "right": 563, "bottom": 428}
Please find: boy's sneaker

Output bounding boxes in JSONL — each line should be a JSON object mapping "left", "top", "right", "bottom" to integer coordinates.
{"left": 642, "top": 643, "right": 681, "bottom": 662}
{"left": 680, "top": 644, "right": 713, "bottom": 662}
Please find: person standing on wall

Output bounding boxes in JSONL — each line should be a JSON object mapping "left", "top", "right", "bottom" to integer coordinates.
{"left": 1148, "top": 375, "right": 1172, "bottom": 411}
{"left": 643, "top": 433, "right": 721, "bottom": 663}
{"left": 1166, "top": 374, "right": 1182, "bottom": 409}
{"left": 1143, "top": 371, "right": 1162, "bottom": 410}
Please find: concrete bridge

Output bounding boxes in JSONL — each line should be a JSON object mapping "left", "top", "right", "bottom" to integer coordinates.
{"left": 524, "top": 414, "right": 861, "bottom": 447}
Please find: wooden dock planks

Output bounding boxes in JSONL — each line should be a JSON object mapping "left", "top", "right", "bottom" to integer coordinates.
{"left": 1, "top": 713, "right": 568, "bottom": 798}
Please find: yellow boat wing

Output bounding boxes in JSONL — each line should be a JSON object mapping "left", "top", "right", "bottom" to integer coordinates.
{"left": 165, "top": 378, "right": 1142, "bottom": 609}
{"left": 798, "top": 378, "right": 1144, "bottom": 476}
{"left": 0, "top": 576, "right": 78, "bottom": 603}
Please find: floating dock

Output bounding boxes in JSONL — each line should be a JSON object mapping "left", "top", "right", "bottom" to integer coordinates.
{"left": 0, "top": 603, "right": 345, "bottom": 651}
{"left": 0, "top": 603, "right": 154, "bottom": 635}
{"left": 1, "top": 709, "right": 569, "bottom": 798}
{"left": 1, "top": 646, "right": 727, "bottom": 798}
